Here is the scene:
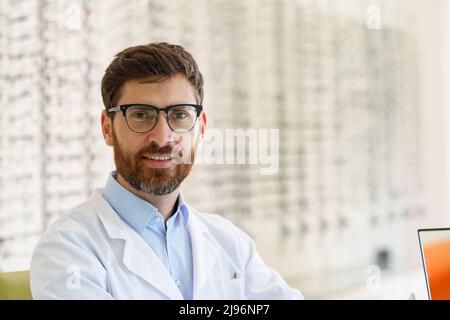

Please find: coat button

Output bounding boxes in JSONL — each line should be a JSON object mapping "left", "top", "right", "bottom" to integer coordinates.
{"left": 175, "top": 280, "right": 182, "bottom": 287}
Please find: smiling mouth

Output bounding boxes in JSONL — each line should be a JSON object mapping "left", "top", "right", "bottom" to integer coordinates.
{"left": 140, "top": 154, "right": 175, "bottom": 169}
{"left": 142, "top": 155, "right": 173, "bottom": 161}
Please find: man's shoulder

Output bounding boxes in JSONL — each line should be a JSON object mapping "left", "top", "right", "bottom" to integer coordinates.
{"left": 188, "top": 207, "right": 253, "bottom": 245}
{"left": 190, "top": 208, "right": 237, "bottom": 229}
{"left": 193, "top": 210, "right": 233, "bottom": 226}
{"left": 37, "top": 199, "right": 100, "bottom": 244}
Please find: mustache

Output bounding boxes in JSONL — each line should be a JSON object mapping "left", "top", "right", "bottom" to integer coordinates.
{"left": 137, "top": 142, "right": 184, "bottom": 158}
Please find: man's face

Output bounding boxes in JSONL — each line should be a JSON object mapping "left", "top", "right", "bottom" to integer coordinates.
{"left": 101, "top": 73, "right": 206, "bottom": 196}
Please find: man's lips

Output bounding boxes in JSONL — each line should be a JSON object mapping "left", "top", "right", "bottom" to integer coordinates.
{"left": 141, "top": 154, "right": 175, "bottom": 168}
{"left": 142, "top": 154, "right": 173, "bottom": 161}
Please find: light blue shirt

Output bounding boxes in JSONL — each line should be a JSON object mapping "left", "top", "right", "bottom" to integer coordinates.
{"left": 98, "top": 171, "right": 193, "bottom": 299}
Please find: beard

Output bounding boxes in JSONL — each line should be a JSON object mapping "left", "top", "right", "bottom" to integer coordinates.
{"left": 112, "top": 128, "right": 194, "bottom": 196}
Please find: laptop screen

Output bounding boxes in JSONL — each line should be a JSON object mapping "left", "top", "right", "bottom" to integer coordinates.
{"left": 418, "top": 228, "right": 450, "bottom": 300}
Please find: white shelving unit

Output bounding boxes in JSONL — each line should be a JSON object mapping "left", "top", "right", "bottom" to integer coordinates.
{"left": 0, "top": 0, "right": 448, "bottom": 299}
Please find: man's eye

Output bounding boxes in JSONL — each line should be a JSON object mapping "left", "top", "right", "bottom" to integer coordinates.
{"left": 130, "top": 112, "right": 148, "bottom": 119}
{"left": 174, "top": 112, "right": 187, "bottom": 119}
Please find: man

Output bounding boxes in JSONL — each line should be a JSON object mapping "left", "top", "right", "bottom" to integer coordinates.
{"left": 30, "top": 42, "right": 303, "bottom": 300}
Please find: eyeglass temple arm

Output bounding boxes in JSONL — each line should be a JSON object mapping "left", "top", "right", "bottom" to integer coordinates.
{"left": 107, "top": 106, "right": 121, "bottom": 112}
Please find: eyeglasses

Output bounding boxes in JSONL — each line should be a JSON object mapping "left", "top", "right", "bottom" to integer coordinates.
{"left": 107, "top": 104, "right": 203, "bottom": 133}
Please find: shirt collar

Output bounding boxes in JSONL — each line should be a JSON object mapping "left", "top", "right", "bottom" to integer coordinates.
{"left": 99, "top": 171, "right": 189, "bottom": 233}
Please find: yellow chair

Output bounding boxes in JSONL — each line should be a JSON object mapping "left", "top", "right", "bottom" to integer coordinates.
{"left": 0, "top": 271, "right": 32, "bottom": 300}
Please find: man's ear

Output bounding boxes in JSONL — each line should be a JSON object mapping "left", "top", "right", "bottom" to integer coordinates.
{"left": 199, "top": 111, "right": 207, "bottom": 137}
{"left": 101, "top": 110, "right": 114, "bottom": 146}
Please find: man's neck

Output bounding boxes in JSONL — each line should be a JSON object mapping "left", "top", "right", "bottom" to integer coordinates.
{"left": 115, "top": 173, "right": 179, "bottom": 222}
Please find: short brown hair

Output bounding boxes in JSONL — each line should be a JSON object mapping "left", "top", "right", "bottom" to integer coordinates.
{"left": 101, "top": 42, "right": 204, "bottom": 114}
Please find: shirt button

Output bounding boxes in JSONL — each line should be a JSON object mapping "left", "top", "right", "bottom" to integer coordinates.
{"left": 175, "top": 280, "right": 182, "bottom": 287}
{"left": 154, "top": 216, "right": 161, "bottom": 222}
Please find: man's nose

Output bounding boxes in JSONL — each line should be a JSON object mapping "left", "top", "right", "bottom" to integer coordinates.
{"left": 147, "top": 112, "right": 174, "bottom": 146}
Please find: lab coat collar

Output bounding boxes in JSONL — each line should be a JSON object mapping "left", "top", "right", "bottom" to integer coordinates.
{"left": 90, "top": 190, "right": 219, "bottom": 300}
{"left": 91, "top": 190, "right": 182, "bottom": 299}
{"left": 185, "top": 206, "right": 220, "bottom": 299}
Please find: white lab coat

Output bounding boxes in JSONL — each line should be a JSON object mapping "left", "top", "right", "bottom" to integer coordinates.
{"left": 30, "top": 190, "right": 303, "bottom": 300}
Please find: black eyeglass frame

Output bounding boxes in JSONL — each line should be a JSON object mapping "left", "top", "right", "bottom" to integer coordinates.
{"left": 107, "top": 103, "right": 203, "bottom": 133}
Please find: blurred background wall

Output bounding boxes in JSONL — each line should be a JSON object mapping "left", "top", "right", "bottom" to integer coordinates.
{"left": 0, "top": 0, "right": 449, "bottom": 299}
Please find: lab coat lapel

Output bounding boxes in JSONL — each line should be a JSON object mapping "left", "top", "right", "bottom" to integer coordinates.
{"left": 187, "top": 210, "right": 220, "bottom": 299}
{"left": 90, "top": 191, "right": 183, "bottom": 300}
